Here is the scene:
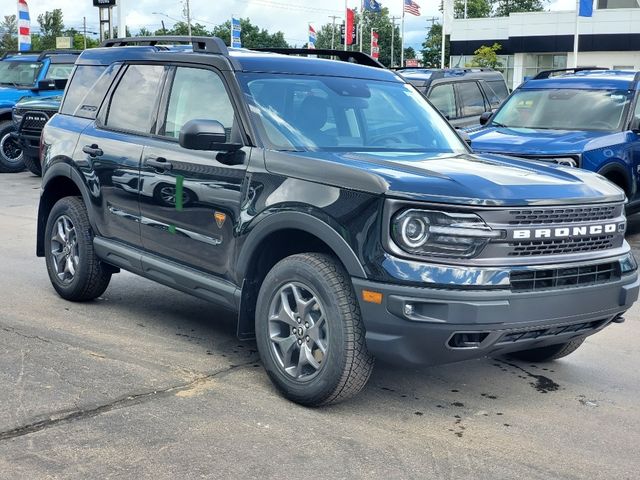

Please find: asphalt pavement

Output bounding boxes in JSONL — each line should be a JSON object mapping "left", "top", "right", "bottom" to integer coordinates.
{"left": 1, "top": 171, "right": 639, "bottom": 479}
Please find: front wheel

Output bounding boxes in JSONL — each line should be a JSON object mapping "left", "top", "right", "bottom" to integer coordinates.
{"left": 0, "top": 120, "right": 24, "bottom": 173}
{"left": 44, "top": 196, "right": 112, "bottom": 301}
{"left": 22, "top": 153, "right": 42, "bottom": 176}
{"left": 255, "top": 253, "right": 374, "bottom": 406}
{"left": 508, "top": 338, "right": 585, "bottom": 362}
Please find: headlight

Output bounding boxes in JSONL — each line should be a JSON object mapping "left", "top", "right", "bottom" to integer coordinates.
{"left": 391, "top": 209, "right": 504, "bottom": 258}
{"left": 12, "top": 108, "right": 24, "bottom": 126}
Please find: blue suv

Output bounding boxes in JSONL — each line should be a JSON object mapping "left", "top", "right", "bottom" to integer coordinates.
{"left": 0, "top": 50, "right": 79, "bottom": 172}
{"left": 469, "top": 68, "right": 640, "bottom": 212}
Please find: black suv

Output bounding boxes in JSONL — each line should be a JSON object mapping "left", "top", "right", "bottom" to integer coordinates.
{"left": 38, "top": 37, "right": 638, "bottom": 406}
{"left": 398, "top": 68, "right": 509, "bottom": 128}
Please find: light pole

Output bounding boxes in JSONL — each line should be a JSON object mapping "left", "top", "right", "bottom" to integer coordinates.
{"left": 152, "top": 12, "right": 182, "bottom": 34}
{"left": 183, "top": 0, "right": 192, "bottom": 36}
{"left": 329, "top": 15, "right": 339, "bottom": 49}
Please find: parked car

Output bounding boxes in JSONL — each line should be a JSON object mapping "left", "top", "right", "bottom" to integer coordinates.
{"left": 0, "top": 50, "right": 78, "bottom": 172}
{"left": 398, "top": 68, "right": 509, "bottom": 128}
{"left": 38, "top": 37, "right": 638, "bottom": 406}
{"left": 11, "top": 94, "right": 61, "bottom": 176}
{"left": 470, "top": 68, "right": 640, "bottom": 212}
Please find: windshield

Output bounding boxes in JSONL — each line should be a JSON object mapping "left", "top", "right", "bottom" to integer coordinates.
{"left": 238, "top": 73, "right": 467, "bottom": 153}
{"left": 491, "top": 88, "right": 633, "bottom": 131}
{"left": 0, "top": 60, "right": 43, "bottom": 86}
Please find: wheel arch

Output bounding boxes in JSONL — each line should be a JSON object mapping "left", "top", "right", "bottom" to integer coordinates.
{"left": 235, "top": 212, "right": 367, "bottom": 339}
{"left": 37, "top": 163, "right": 96, "bottom": 257}
{"left": 598, "top": 162, "right": 633, "bottom": 199}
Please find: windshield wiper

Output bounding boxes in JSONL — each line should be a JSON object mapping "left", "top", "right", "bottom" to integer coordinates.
{"left": 0, "top": 81, "right": 20, "bottom": 88}
{"left": 490, "top": 121, "right": 508, "bottom": 128}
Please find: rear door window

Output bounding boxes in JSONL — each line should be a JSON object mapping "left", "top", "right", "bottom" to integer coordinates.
{"left": 61, "top": 65, "right": 108, "bottom": 116}
{"left": 105, "top": 64, "right": 165, "bottom": 134}
{"left": 428, "top": 83, "right": 457, "bottom": 119}
{"left": 456, "top": 81, "right": 487, "bottom": 117}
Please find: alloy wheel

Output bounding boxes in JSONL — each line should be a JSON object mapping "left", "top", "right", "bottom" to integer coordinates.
{"left": 50, "top": 215, "right": 79, "bottom": 284}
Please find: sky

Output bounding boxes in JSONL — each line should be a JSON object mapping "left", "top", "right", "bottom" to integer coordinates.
{"left": 5, "top": 0, "right": 576, "bottom": 52}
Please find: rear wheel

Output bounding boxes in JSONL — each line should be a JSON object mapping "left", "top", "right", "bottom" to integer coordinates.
{"left": 44, "top": 196, "right": 112, "bottom": 301}
{"left": 255, "top": 253, "right": 374, "bottom": 406}
{"left": 0, "top": 120, "right": 24, "bottom": 173}
{"left": 22, "top": 153, "right": 42, "bottom": 176}
{"left": 508, "top": 338, "right": 585, "bottom": 362}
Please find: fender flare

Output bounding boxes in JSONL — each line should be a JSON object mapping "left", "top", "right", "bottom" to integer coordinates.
{"left": 236, "top": 211, "right": 367, "bottom": 279}
{"left": 37, "top": 161, "right": 98, "bottom": 256}
{"left": 0, "top": 108, "right": 13, "bottom": 119}
{"left": 597, "top": 162, "right": 632, "bottom": 197}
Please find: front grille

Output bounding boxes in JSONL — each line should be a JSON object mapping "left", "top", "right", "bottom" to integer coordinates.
{"left": 510, "top": 261, "right": 620, "bottom": 292}
{"left": 509, "top": 235, "right": 615, "bottom": 256}
{"left": 508, "top": 205, "right": 616, "bottom": 226}
{"left": 19, "top": 111, "right": 50, "bottom": 134}
{"left": 497, "top": 319, "right": 608, "bottom": 344}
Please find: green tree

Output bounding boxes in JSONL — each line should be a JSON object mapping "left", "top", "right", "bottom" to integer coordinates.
{"left": 404, "top": 46, "right": 416, "bottom": 60}
{"left": 157, "top": 21, "right": 209, "bottom": 36}
{"left": 210, "top": 19, "right": 289, "bottom": 48}
{"left": 138, "top": 27, "right": 154, "bottom": 36}
{"left": 37, "top": 9, "right": 65, "bottom": 50}
{"left": 492, "top": 0, "right": 548, "bottom": 16}
{"left": 454, "top": 0, "right": 492, "bottom": 18}
{"left": 315, "top": 23, "right": 342, "bottom": 50}
{"left": 0, "top": 15, "right": 18, "bottom": 52}
{"left": 421, "top": 23, "right": 449, "bottom": 68}
{"left": 466, "top": 43, "right": 502, "bottom": 68}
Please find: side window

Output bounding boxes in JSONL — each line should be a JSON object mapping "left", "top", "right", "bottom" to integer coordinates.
{"left": 105, "top": 64, "right": 165, "bottom": 134}
{"left": 61, "top": 65, "right": 108, "bottom": 116}
{"left": 635, "top": 96, "right": 640, "bottom": 119}
{"left": 45, "top": 64, "right": 74, "bottom": 80}
{"left": 428, "top": 84, "right": 456, "bottom": 119}
{"left": 484, "top": 80, "right": 509, "bottom": 107}
{"left": 457, "top": 81, "right": 487, "bottom": 117}
{"left": 162, "top": 67, "right": 235, "bottom": 140}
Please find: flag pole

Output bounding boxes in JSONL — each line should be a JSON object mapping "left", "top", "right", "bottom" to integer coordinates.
{"left": 440, "top": 0, "right": 446, "bottom": 68}
{"left": 572, "top": 0, "right": 580, "bottom": 68}
{"left": 401, "top": 2, "right": 405, "bottom": 67}
{"left": 344, "top": 0, "right": 348, "bottom": 50}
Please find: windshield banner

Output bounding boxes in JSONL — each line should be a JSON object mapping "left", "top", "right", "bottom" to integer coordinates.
{"left": 17, "top": 0, "right": 31, "bottom": 52}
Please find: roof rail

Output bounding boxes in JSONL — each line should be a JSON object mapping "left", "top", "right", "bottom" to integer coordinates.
{"left": 532, "top": 67, "right": 608, "bottom": 80}
{"left": 36, "top": 50, "right": 82, "bottom": 61}
{"left": 100, "top": 36, "right": 229, "bottom": 56}
{"left": 1, "top": 50, "right": 82, "bottom": 61}
{"left": 252, "top": 48, "right": 384, "bottom": 69}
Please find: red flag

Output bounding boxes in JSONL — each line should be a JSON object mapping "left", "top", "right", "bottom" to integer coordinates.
{"left": 346, "top": 8, "right": 355, "bottom": 46}
{"left": 371, "top": 31, "right": 379, "bottom": 60}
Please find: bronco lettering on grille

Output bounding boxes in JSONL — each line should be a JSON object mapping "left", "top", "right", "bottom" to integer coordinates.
{"left": 512, "top": 223, "right": 623, "bottom": 240}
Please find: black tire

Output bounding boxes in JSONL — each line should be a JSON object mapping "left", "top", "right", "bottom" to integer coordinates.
{"left": 44, "top": 196, "right": 112, "bottom": 301}
{"left": 508, "top": 338, "right": 586, "bottom": 362}
{"left": 0, "top": 120, "right": 24, "bottom": 173}
{"left": 22, "top": 153, "right": 42, "bottom": 176}
{"left": 255, "top": 253, "right": 374, "bottom": 406}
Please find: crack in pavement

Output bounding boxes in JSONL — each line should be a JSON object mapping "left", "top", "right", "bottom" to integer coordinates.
{"left": 0, "top": 360, "right": 257, "bottom": 443}
{"left": 0, "top": 326, "right": 52, "bottom": 344}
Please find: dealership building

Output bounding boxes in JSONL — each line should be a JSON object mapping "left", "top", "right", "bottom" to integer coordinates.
{"left": 449, "top": 2, "right": 640, "bottom": 89}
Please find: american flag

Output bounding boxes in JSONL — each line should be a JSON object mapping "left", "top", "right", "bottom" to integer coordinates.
{"left": 404, "top": 0, "right": 421, "bottom": 16}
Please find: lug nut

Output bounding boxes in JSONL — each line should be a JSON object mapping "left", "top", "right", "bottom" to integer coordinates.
{"left": 297, "top": 317, "right": 301, "bottom": 324}
{"left": 305, "top": 336, "right": 310, "bottom": 342}
{"left": 297, "top": 339, "right": 303, "bottom": 345}
{"left": 304, "top": 322, "right": 309, "bottom": 328}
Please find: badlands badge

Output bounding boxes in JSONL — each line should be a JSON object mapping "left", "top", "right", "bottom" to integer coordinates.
{"left": 214, "top": 211, "right": 227, "bottom": 228}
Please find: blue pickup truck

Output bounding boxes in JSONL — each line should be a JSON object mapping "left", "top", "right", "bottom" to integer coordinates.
{"left": 0, "top": 50, "right": 79, "bottom": 172}
{"left": 469, "top": 68, "right": 640, "bottom": 212}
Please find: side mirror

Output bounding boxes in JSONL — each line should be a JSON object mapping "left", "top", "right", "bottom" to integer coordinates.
{"left": 479, "top": 111, "right": 492, "bottom": 126}
{"left": 36, "top": 78, "right": 67, "bottom": 91}
{"left": 630, "top": 117, "right": 640, "bottom": 133}
{"left": 179, "top": 119, "right": 241, "bottom": 152}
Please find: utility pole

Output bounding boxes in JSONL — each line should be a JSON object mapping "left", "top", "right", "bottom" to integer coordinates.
{"left": 184, "top": 0, "right": 192, "bottom": 36}
{"left": 161, "top": 20, "right": 166, "bottom": 35}
{"left": 391, "top": 16, "right": 399, "bottom": 68}
{"left": 83, "top": 16, "right": 87, "bottom": 49}
{"left": 117, "top": 0, "right": 126, "bottom": 38}
{"left": 329, "top": 15, "right": 339, "bottom": 49}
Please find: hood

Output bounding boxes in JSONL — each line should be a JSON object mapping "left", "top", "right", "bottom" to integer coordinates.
{"left": 0, "top": 86, "right": 35, "bottom": 108}
{"left": 469, "top": 126, "right": 616, "bottom": 156}
{"left": 14, "top": 94, "right": 62, "bottom": 111}
{"left": 265, "top": 150, "right": 625, "bottom": 207}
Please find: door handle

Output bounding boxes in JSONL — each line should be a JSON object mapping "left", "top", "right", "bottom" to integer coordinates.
{"left": 144, "top": 156, "right": 173, "bottom": 171}
{"left": 82, "top": 144, "right": 103, "bottom": 157}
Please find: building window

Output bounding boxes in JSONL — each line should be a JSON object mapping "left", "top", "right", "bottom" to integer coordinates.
{"left": 523, "top": 54, "right": 567, "bottom": 80}
{"left": 597, "top": 0, "right": 640, "bottom": 8}
{"left": 449, "top": 54, "right": 514, "bottom": 90}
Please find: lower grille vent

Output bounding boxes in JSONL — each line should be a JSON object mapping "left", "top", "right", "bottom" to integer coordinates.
{"left": 510, "top": 262, "right": 619, "bottom": 292}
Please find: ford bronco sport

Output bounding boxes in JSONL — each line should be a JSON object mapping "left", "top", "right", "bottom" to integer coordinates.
{"left": 37, "top": 37, "right": 639, "bottom": 406}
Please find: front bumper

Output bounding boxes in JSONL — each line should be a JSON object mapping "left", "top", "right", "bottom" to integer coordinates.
{"left": 353, "top": 267, "right": 639, "bottom": 366}
{"left": 10, "top": 131, "right": 39, "bottom": 158}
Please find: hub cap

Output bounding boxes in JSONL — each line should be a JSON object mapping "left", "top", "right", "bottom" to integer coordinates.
{"left": 50, "top": 215, "right": 79, "bottom": 284}
{"left": 159, "top": 186, "right": 191, "bottom": 206}
{"left": 0, "top": 131, "right": 23, "bottom": 163}
{"left": 268, "top": 282, "right": 328, "bottom": 380}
